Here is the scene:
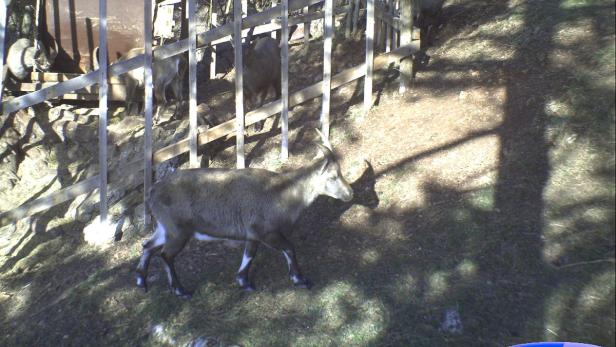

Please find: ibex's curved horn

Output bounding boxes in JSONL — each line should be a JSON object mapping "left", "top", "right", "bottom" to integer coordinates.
{"left": 48, "top": 38, "right": 59, "bottom": 62}
{"left": 92, "top": 46, "right": 100, "bottom": 70}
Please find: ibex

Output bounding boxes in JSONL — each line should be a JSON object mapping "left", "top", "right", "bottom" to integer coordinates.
{"left": 136, "top": 131, "right": 354, "bottom": 298}
{"left": 6, "top": 38, "right": 58, "bottom": 80}
{"left": 116, "top": 47, "right": 186, "bottom": 121}
{"left": 233, "top": 29, "right": 281, "bottom": 132}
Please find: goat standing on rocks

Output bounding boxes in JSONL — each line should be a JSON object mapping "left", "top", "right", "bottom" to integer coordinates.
{"left": 136, "top": 131, "right": 354, "bottom": 298}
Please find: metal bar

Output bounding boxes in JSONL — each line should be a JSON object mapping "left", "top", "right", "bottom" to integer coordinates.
{"left": 364, "top": 0, "right": 374, "bottom": 115}
{"left": 208, "top": 4, "right": 352, "bottom": 45}
{"left": 398, "top": 0, "right": 412, "bottom": 93}
{"left": 393, "top": 0, "right": 398, "bottom": 49}
{"left": 0, "top": 1, "right": 7, "bottom": 109}
{"left": 210, "top": 13, "right": 217, "bottom": 79}
{"left": 188, "top": 0, "right": 198, "bottom": 167}
{"left": 2, "top": 0, "right": 324, "bottom": 116}
{"left": 385, "top": 0, "right": 392, "bottom": 52}
{"left": 0, "top": 45, "right": 418, "bottom": 228}
{"left": 271, "top": 0, "right": 278, "bottom": 40}
{"left": 143, "top": 0, "right": 154, "bottom": 225}
{"left": 320, "top": 0, "right": 333, "bottom": 140}
{"left": 374, "top": 3, "right": 381, "bottom": 51}
{"left": 233, "top": 0, "right": 245, "bottom": 168}
{"left": 98, "top": 0, "right": 108, "bottom": 223}
{"left": 303, "top": 5, "right": 310, "bottom": 49}
{"left": 281, "top": 0, "right": 289, "bottom": 159}
{"left": 352, "top": 0, "right": 360, "bottom": 35}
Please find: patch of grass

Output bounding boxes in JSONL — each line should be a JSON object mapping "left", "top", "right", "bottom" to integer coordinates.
{"left": 560, "top": 0, "right": 611, "bottom": 8}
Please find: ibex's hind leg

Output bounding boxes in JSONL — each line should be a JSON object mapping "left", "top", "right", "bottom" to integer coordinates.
{"left": 160, "top": 234, "right": 192, "bottom": 299}
{"left": 236, "top": 241, "right": 259, "bottom": 291}
{"left": 153, "top": 84, "right": 167, "bottom": 124}
{"left": 170, "top": 78, "right": 183, "bottom": 119}
{"left": 253, "top": 91, "right": 268, "bottom": 132}
{"left": 136, "top": 222, "right": 166, "bottom": 291}
{"left": 124, "top": 78, "right": 138, "bottom": 115}
{"left": 262, "top": 232, "right": 312, "bottom": 289}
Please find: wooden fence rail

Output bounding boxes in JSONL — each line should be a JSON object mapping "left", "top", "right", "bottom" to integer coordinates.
{"left": 1, "top": 0, "right": 324, "bottom": 116}
{"left": 0, "top": 44, "right": 417, "bottom": 228}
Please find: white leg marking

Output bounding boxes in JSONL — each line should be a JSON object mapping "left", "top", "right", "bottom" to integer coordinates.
{"left": 163, "top": 263, "right": 173, "bottom": 286}
{"left": 152, "top": 222, "right": 167, "bottom": 246}
{"left": 282, "top": 251, "right": 292, "bottom": 271}
{"left": 193, "top": 232, "right": 220, "bottom": 242}
{"left": 237, "top": 252, "right": 253, "bottom": 273}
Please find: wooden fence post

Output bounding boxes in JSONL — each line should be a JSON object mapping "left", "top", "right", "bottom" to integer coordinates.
{"left": 393, "top": 0, "right": 398, "bottom": 49}
{"left": 188, "top": 0, "right": 198, "bottom": 168}
{"left": 210, "top": 13, "right": 217, "bottom": 80}
{"left": 352, "top": 0, "right": 360, "bottom": 36}
{"left": 234, "top": 0, "right": 245, "bottom": 168}
{"left": 321, "top": 0, "right": 333, "bottom": 140}
{"left": 364, "top": 0, "right": 374, "bottom": 115}
{"left": 385, "top": 0, "right": 392, "bottom": 52}
{"left": 98, "top": 0, "right": 109, "bottom": 223}
{"left": 271, "top": 0, "right": 278, "bottom": 40}
{"left": 143, "top": 0, "right": 154, "bottom": 225}
{"left": 398, "top": 0, "right": 412, "bottom": 93}
{"left": 0, "top": 1, "right": 7, "bottom": 109}
{"left": 303, "top": 5, "right": 310, "bottom": 51}
{"left": 281, "top": 0, "right": 289, "bottom": 159}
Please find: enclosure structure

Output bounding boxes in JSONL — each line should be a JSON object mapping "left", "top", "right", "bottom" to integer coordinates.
{"left": 0, "top": 0, "right": 419, "bottom": 230}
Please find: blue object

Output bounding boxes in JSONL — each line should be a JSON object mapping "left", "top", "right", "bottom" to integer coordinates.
{"left": 512, "top": 343, "right": 601, "bottom": 347}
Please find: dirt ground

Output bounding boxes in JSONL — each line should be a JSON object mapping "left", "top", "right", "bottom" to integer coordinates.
{"left": 1, "top": 0, "right": 614, "bottom": 346}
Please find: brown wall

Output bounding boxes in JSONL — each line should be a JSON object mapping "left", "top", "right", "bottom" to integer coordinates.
{"left": 44, "top": 0, "right": 145, "bottom": 73}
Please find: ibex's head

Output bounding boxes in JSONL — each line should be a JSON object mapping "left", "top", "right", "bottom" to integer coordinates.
{"left": 313, "top": 130, "right": 354, "bottom": 202}
{"left": 33, "top": 39, "right": 58, "bottom": 71}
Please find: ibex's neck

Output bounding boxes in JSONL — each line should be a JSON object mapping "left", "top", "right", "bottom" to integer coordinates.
{"left": 279, "top": 159, "right": 324, "bottom": 222}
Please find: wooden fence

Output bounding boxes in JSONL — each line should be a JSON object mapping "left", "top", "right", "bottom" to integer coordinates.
{"left": 0, "top": 0, "right": 417, "bottom": 228}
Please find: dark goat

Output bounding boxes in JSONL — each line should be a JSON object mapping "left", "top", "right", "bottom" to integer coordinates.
{"left": 412, "top": 0, "right": 445, "bottom": 47}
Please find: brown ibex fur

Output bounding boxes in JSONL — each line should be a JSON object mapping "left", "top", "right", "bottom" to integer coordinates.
{"left": 136, "top": 132, "right": 353, "bottom": 298}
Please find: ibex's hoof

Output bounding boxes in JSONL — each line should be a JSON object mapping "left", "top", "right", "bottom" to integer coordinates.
{"left": 237, "top": 276, "right": 256, "bottom": 292}
{"left": 173, "top": 287, "right": 193, "bottom": 299}
{"left": 292, "top": 277, "right": 313, "bottom": 290}
{"left": 136, "top": 276, "right": 148, "bottom": 292}
{"left": 240, "top": 283, "right": 256, "bottom": 292}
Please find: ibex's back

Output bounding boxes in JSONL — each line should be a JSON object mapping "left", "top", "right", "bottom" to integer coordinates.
{"left": 149, "top": 168, "right": 297, "bottom": 241}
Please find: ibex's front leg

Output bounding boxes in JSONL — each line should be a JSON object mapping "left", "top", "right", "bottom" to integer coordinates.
{"left": 136, "top": 222, "right": 166, "bottom": 292}
{"left": 160, "top": 234, "right": 191, "bottom": 299}
{"left": 236, "top": 241, "right": 259, "bottom": 291}
{"left": 262, "top": 232, "right": 312, "bottom": 289}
